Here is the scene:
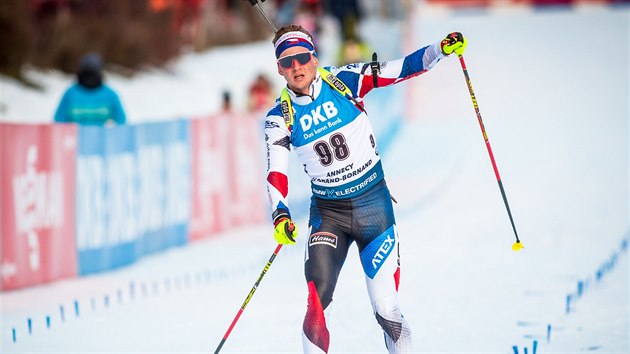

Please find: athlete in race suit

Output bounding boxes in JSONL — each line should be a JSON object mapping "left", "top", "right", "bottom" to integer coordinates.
{"left": 265, "top": 25, "right": 467, "bottom": 353}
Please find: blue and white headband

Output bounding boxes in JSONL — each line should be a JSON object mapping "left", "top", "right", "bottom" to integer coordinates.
{"left": 274, "top": 31, "right": 315, "bottom": 59}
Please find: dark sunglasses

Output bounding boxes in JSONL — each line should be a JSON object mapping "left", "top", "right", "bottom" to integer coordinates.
{"left": 277, "top": 51, "right": 314, "bottom": 69}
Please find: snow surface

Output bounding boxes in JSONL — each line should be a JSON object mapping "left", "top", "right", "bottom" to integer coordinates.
{"left": 1, "top": 4, "right": 629, "bottom": 354}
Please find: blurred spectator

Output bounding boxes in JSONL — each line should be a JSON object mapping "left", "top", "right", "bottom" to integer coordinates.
{"left": 294, "top": 0, "right": 323, "bottom": 43}
{"left": 276, "top": 0, "right": 323, "bottom": 46}
{"left": 337, "top": 35, "right": 372, "bottom": 66}
{"left": 325, "top": 0, "right": 362, "bottom": 41}
{"left": 275, "top": 0, "right": 300, "bottom": 27}
{"left": 54, "top": 53, "right": 126, "bottom": 125}
{"left": 222, "top": 90, "right": 233, "bottom": 112}
{"left": 247, "top": 74, "right": 274, "bottom": 112}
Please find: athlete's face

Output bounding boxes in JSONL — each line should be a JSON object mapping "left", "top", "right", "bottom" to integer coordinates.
{"left": 277, "top": 47, "right": 318, "bottom": 95}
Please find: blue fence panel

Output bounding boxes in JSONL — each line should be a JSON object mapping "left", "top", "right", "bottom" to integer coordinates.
{"left": 76, "top": 125, "right": 141, "bottom": 275}
{"left": 76, "top": 121, "right": 191, "bottom": 275}
{"left": 135, "top": 121, "right": 191, "bottom": 256}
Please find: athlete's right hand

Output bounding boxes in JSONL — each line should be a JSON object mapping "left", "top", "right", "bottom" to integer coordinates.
{"left": 273, "top": 210, "right": 297, "bottom": 244}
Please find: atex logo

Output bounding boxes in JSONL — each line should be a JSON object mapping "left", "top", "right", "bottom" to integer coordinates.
{"left": 309, "top": 232, "right": 338, "bottom": 248}
{"left": 372, "top": 234, "right": 395, "bottom": 269}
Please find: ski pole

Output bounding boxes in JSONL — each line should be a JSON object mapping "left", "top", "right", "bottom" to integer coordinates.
{"left": 456, "top": 54, "right": 523, "bottom": 251}
{"left": 214, "top": 244, "right": 283, "bottom": 353}
{"left": 243, "top": 0, "right": 278, "bottom": 33}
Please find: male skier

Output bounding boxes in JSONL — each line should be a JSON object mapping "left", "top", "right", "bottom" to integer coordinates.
{"left": 264, "top": 24, "right": 467, "bottom": 353}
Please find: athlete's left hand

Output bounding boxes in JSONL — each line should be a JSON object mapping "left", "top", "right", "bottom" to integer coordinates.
{"left": 440, "top": 32, "right": 467, "bottom": 56}
{"left": 274, "top": 217, "right": 297, "bottom": 244}
{"left": 273, "top": 209, "right": 297, "bottom": 244}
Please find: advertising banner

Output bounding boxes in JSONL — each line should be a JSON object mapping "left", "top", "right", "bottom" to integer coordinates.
{"left": 189, "top": 115, "right": 230, "bottom": 241}
{"left": 2, "top": 114, "right": 268, "bottom": 289}
{"left": 190, "top": 112, "right": 267, "bottom": 240}
{"left": 227, "top": 113, "right": 266, "bottom": 226}
{"left": 136, "top": 121, "right": 191, "bottom": 254}
{"left": 76, "top": 124, "right": 139, "bottom": 275}
{"left": 0, "top": 123, "right": 78, "bottom": 290}
{"left": 76, "top": 121, "right": 190, "bottom": 275}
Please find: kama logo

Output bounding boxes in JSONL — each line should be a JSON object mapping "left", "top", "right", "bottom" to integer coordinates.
{"left": 309, "top": 232, "right": 338, "bottom": 248}
{"left": 299, "top": 101, "right": 338, "bottom": 131}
